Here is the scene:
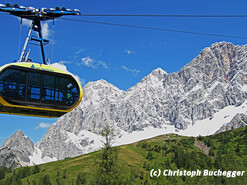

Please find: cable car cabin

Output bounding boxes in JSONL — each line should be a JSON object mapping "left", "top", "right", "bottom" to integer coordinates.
{"left": 0, "top": 62, "right": 83, "bottom": 118}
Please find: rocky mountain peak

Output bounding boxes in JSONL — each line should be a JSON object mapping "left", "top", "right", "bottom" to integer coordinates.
{"left": 141, "top": 67, "right": 168, "bottom": 81}
{"left": 1, "top": 130, "right": 32, "bottom": 147}
{"left": 12, "top": 129, "right": 25, "bottom": 137}
{"left": 189, "top": 41, "right": 234, "bottom": 68}
{"left": 0, "top": 130, "right": 35, "bottom": 168}
{"left": 150, "top": 67, "right": 168, "bottom": 76}
{"left": 210, "top": 41, "right": 234, "bottom": 50}
{"left": 81, "top": 79, "right": 125, "bottom": 109}
{"left": 84, "top": 79, "right": 122, "bottom": 91}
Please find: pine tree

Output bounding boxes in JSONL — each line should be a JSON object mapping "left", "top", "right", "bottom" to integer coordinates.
{"left": 146, "top": 151, "right": 154, "bottom": 160}
{"left": 39, "top": 174, "right": 52, "bottom": 185}
{"left": 235, "top": 144, "right": 240, "bottom": 153}
{"left": 63, "top": 170, "right": 66, "bottom": 179}
{"left": 21, "top": 166, "right": 30, "bottom": 178}
{"left": 32, "top": 165, "right": 40, "bottom": 174}
{"left": 0, "top": 167, "right": 8, "bottom": 180}
{"left": 144, "top": 173, "right": 150, "bottom": 185}
{"left": 94, "top": 124, "right": 124, "bottom": 184}
{"left": 143, "top": 162, "right": 147, "bottom": 169}
{"left": 209, "top": 149, "right": 215, "bottom": 156}
{"left": 27, "top": 178, "right": 30, "bottom": 185}
{"left": 76, "top": 172, "right": 86, "bottom": 185}
{"left": 16, "top": 177, "right": 23, "bottom": 185}
{"left": 146, "top": 163, "right": 151, "bottom": 171}
{"left": 140, "top": 171, "right": 144, "bottom": 180}
{"left": 56, "top": 178, "right": 63, "bottom": 185}
{"left": 128, "top": 170, "right": 136, "bottom": 184}
{"left": 56, "top": 169, "right": 61, "bottom": 177}
{"left": 31, "top": 180, "right": 37, "bottom": 185}
{"left": 198, "top": 135, "right": 203, "bottom": 141}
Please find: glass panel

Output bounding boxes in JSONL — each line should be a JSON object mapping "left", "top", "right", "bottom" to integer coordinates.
{"left": 0, "top": 68, "right": 27, "bottom": 99}
{"left": 42, "top": 74, "right": 55, "bottom": 101}
{"left": 27, "top": 72, "right": 41, "bottom": 100}
{"left": 55, "top": 76, "right": 79, "bottom": 105}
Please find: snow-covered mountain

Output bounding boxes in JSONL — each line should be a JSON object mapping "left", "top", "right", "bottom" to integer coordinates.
{"left": 1, "top": 41, "right": 247, "bottom": 167}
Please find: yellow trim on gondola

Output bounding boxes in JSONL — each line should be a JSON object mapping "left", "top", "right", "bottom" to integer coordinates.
{"left": 0, "top": 62, "right": 83, "bottom": 117}
{"left": 0, "top": 107, "right": 59, "bottom": 118}
{"left": 0, "top": 62, "right": 67, "bottom": 74}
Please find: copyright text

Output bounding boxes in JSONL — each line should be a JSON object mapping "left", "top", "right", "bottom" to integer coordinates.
{"left": 150, "top": 169, "right": 245, "bottom": 178}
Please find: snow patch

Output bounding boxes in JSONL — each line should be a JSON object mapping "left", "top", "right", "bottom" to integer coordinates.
{"left": 29, "top": 147, "right": 57, "bottom": 165}
{"left": 241, "top": 84, "right": 247, "bottom": 92}
{"left": 114, "top": 125, "right": 176, "bottom": 146}
{"left": 65, "top": 130, "right": 103, "bottom": 154}
{"left": 179, "top": 99, "right": 247, "bottom": 136}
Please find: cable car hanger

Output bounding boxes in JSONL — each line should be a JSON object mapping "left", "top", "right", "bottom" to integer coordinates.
{"left": 0, "top": 3, "right": 80, "bottom": 64}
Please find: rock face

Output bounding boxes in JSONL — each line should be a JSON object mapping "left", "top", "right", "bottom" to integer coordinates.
{"left": 216, "top": 113, "right": 247, "bottom": 133}
{"left": 0, "top": 130, "right": 34, "bottom": 168}
{"left": 36, "top": 41, "right": 247, "bottom": 160}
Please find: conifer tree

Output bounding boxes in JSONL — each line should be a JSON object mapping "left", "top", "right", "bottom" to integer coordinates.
{"left": 39, "top": 174, "right": 52, "bottom": 185}
{"left": 146, "top": 151, "right": 154, "bottom": 160}
{"left": 236, "top": 144, "right": 240, "bottom": 153}
{"left": 32, "top": 165, "right": 40, "bottom": 174}
{"left": 0, "top": 167, "right": 8, "bottom": 180}
{"left": 140, "top": 171, "right": 144, "bottom": 180}
{"left": 76, "top": 172, "right": 86, "bottom": 185}
{"left": 31, "top": 179, "right": 37, "bottom": 185}
{"left": 128, "top": 170, "right": 136, "bottom": 184}
{"left": 63, "top": 170, "right": 66, "bottom": 179}
{"left": 94, "top": 124, "right": 124, "bottom": 184}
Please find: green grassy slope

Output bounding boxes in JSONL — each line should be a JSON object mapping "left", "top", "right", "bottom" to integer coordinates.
{"left": 0, "top": 126, "right": 247, "bottom": 185}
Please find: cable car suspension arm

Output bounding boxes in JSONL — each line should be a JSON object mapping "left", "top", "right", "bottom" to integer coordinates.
{"left": 0, "top": 3, "right": 81, "bottom": 65}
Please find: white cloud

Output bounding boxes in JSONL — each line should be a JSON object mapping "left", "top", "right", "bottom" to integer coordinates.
{"left": 50, "top": 62, "right": 68, "bottom": 72}
{"left": 21, "top": 18, "right": 32, "bottom": 27}
{"left": 58, "top": 60, "right": 72, "bottom": 65}
{"left": 75, "top": 48, "right": 85, "bottom": 55}
{"left": 73, "top": 48, "right": 86, "bottom": 58}
{"left": 81, "top": 56, "right": 108, "bottom": 69}
{"left": 35, "top": 123, "right": 50, "bottom": 129}
{"left": 18, "top": 18, "right": 51, "bottom": 39}
{"left": 81, "top": 57, "right": 95, "bottom": 68}
{"left": 42, "top": 23, "right": 50, "bottom": 39}
{"left": 98, "top": 61, "right": 108, "bottom": 69}
{"left": 74, "top": 74, "right": 85, "bottom": 86}
{"left": 124, "top": 49, "right": 135, "bottom": 55}
{"left": 122, "top": 65, "right": 140, "bottom": 75}
{"left": 49, "top": 62, "right": 85, "bottom": 85}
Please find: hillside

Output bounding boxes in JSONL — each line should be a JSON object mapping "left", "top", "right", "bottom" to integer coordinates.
{"left": 0, "top": 126, "right": 247, "bottom": 185}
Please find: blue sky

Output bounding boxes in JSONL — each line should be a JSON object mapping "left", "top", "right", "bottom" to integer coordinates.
{"left": 1, "top": 0, "right": 247, "bottom": 145}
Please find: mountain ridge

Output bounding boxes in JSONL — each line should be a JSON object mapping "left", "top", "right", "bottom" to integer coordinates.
{"left": 37, "top": 41, "right": 247, "bottom": 160}
{"left": 1, "top": 41, "right": 247, "bottom": 167}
